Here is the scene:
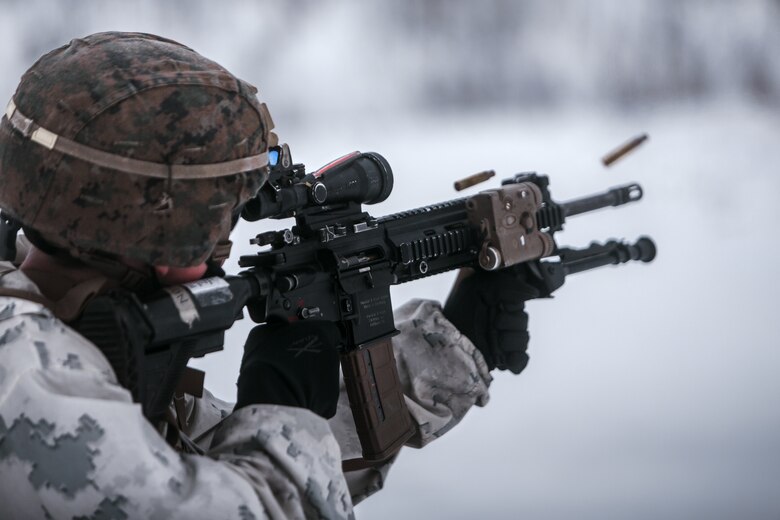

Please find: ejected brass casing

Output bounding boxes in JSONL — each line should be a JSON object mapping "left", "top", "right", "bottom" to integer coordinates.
{"left": 602, "top": 134, "right": 649, "bottom": 166}
{"left": 454, "top": 169, "right": 495, "bottom": 191}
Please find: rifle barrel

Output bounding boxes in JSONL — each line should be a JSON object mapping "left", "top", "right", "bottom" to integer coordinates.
{"left": 561, "top": 183, "right": 643, "bottom": 217}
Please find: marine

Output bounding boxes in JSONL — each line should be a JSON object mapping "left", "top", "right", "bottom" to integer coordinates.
{"left": 0, "top": 32, "right": 535, "bottom": 519}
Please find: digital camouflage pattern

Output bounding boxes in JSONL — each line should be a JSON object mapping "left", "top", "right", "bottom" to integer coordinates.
{"left": 0, "top": 29, "right": 496, "bottom": 519}
{"left": 329, "top": 299, "right": 493, "bottom": 503}
{"left": 0, "top": 262, "right": 353, "bottom": 519}
{"left": 0, "top": 265, "right": 492, "bottom": 518}
{"left": 0, "top": 32, "right": 273, "bottom": 266}
{"left": 391, "top": 299, "right": 493, "bottom": 445}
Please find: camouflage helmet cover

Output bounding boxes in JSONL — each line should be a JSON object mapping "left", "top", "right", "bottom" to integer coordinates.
{"left": 0, "top": 32, "right": 274, "bottom": 266}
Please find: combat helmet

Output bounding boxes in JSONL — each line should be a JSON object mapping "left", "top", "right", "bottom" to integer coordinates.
{"left": 0, "top": 32, "right": 275, "bottom": 268}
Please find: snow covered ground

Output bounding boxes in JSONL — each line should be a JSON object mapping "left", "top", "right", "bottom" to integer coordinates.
{"left": 190, "top": 100, "right": 780, "bottom": 519}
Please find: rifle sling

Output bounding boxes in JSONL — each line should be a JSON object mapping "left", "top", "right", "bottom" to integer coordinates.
{"left": 341, "top": 454, "right": 398, "bottom": 473}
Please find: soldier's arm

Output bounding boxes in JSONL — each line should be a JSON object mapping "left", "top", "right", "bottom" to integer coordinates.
{"left": 0, "top": 299, "right": 353, "bottom": 520}
{"left": 328, "top": 298, "right": 492, "bottom": 503}
{"left": 177, "top": 298, "right": 491, "bottom": 506}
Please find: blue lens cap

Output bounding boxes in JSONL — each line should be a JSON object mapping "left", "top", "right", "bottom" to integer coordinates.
{"left": 269, "top": 149, "right": 279, "bottom": 167}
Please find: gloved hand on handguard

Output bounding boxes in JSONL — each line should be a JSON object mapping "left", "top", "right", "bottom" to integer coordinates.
{"left": 443, "top": 265, "right": 540, "bottom": 374}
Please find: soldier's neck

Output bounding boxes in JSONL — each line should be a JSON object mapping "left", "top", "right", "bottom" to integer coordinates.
{"left": 19, "top": 247, "right": 107, "bottom": 301}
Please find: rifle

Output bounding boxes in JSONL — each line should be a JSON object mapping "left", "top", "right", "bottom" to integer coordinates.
{"left": 73, "top": 144, "right": 656, "bottom": 462}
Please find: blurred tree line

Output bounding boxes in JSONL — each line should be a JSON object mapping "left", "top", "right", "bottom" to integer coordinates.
{"left": 1, "top": 0, "right": 777, "bottom": 116}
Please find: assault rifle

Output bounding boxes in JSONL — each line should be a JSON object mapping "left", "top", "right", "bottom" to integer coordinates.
{"left": 73, "top": 144, "right": 656, "bottom": 462}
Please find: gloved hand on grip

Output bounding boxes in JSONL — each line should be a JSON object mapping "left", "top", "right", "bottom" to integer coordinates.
{"left": 443, "top": 265, "right": 540, "bottom": 374}
{"left": 235, "top": 320, "right": 342, "bottom": 419}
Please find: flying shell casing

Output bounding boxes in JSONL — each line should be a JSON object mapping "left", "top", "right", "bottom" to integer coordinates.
{"left": 454, "top": 169, "right": 496, "bottom": 191}
{"left": 602, "top": 133, "right": 649, "bottom": 167}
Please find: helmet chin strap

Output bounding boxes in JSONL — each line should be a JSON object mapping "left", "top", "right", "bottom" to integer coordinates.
{"left": 78, "top": 252, "right": 160, "bottom": 293}
{"left": 21, "top": 224, "right": 160, "bottom": 294}
{"left": 22, "top": 222, "right": 230, "bottom": 295}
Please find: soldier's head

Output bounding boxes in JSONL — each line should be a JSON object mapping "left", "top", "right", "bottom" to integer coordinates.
{"left": 0, "top": 32, "right": 274, "bottom": 283}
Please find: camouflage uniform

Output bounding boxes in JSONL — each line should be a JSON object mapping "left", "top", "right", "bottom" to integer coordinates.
{"left": 0, "top": 261, "right": 492, "bottom": 519}
{"left": 0, "top": 32, "right": 494, "bottom": 519}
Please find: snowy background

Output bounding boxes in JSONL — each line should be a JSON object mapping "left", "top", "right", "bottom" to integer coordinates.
{"left": 1, "top": 1, "right": 779, "bottom": 518}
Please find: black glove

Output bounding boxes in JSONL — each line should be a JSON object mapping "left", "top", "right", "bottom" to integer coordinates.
{"left": 235, "top": 320, "right": 342, "bottom": 419}
{"left": 443, "top": 265, "right": 539, "bottom": 374}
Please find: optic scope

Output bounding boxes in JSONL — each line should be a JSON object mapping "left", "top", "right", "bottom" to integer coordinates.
{"left": 241, "top": 146, "right": 394, "bottom": 221}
